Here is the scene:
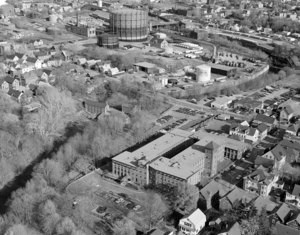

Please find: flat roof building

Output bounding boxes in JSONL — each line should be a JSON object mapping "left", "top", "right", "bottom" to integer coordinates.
{"left": 112, "top": 129, "right": 193, "bottom": 186}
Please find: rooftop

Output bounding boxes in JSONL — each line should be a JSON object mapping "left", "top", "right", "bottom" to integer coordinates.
{"left": 200, "top": 179, "right": 234, "bottom": 201}
{"left": 113, "top": 130, "right": 192, "bottom": 167}
{"left": 192, "top": 130, "right": 250, "bottom": 151}
{"left": 134, "top": 62, "right": 157, "bottom": 69}
{"left": 150, "top": 140, "right": 206, "bottom": 180}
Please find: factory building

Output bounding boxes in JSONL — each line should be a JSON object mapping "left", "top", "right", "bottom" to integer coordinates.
{"left": 209, "top": 63, "right": 237, "bottom": 77}
{"left": 195, "top": 64, "right": 211, "bottom": 83}
{"left": 110, "top": 9, "right": 148, "bottom": 41}
{"left": 66, "top": 24, "right": 97, "bottom": 37}
{"left": 112, "top": 129, "right": 251, "bottom": 186}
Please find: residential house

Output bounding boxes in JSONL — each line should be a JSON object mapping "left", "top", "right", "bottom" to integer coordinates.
{"left": 254, "top": 196, "right": 278, "bottom": 214}
{"left": 252, "top": 114, "right": 276, "bottom": 130}
{"left": 40, "top": 69, "right": 53, "bottom": 83}
{"left": 212, "top": 221, "right": 242, "bottom": 235}
{"left": 0, "top": 76, "right": 20, "bottom": 92}
{"left": 286, "top": 123, "right": 299, "bottom": 136}
{"left": 211, "top": 97, "right": 233, "bottom": 110}
{"left": 257, "top": 123, "right": 268, "bottom": 140}
{"left": 34, "top": 51, "right": 51, "bottom": 62}
{"left": 269, "top": 203, "right": 292, "bottom": 226}
{"left": 26, "top": 57, "right": 42, "bottom": 70}
{"left": 245, "top": 128, "right": 259, "bottom": 144}
{"left": 149, "top": 38, "right": 169, "bottom": 49}
{"left": 7, "top": 89, "right": 23, "bottom": 103}
{"left": 280, "top": 105, "right": 294, "bottom": 125}
{"left": 219, "top": 187, "right": 257, "bottom": 211}
{"left": 243, "top": 165, "right": 279, "bottom": 197}
{"left": 286, "top": 213, "right": 300, "bottom": 230}
{"left": 6, "top": 54, "right": 19, "bottom": 63}
{"left": 75, "top": 57, "right": 87, "bottom": 66}
{"left": 46, "top": 56, "right": 63, "bottom": 67}
{"left": 199, "top": 180, "right": 234, "bottom": 210}
{"left": 29, "top": 39, "right": 43, "bottom": 47}
{"left": 178, "top": 209, "right": 206, "bottom": 235}
{"left": 229, "top": 124, "right": 248, "bottom": 140}
{"left": 256, "top": 144, "right": 286, "bottom": 171}
{"left": 61, "top": 50, "right": 72, "bottom": 61}
{"left": 286, "top": 185, "right": 300, "bottom": 208}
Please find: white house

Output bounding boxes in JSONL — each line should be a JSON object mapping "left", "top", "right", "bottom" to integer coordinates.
{"left": 179, "top": 209, "right": 206, "bottom": 235}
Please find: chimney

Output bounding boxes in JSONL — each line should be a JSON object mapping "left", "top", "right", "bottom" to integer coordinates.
{"left": 98, "top": 0, "right": 102, "bottom": 7}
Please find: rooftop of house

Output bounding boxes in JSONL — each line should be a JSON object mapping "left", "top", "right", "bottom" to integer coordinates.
{"left": 246, "top": 165, "right": 275, "bottom": 185}
{"left": 150, "top": 141, "right": 206, "bottom": 180}
{"left": 276, "top": 203, "right": 291, "bottom": 222}
{"left": 279, "top": 139, "right": 300, "bottom": 152}
{"left": 200, "top": 179, "right": 234, "bottom": 201}
{"left": 292, "top": 184, "right": 300, "bottom": 197}
{"left": 280, "top": 99, "right": 300, "bottom": 116}
{"left": 180, "top": 208, "right": 206, "bottom": 227}
{"left": 234, "top": 98, "right": 262, "bottom": 109}
{"left": 113, "top": 129, "right": 192, "bottom": 167}
{"left": 134, "top": 62, "right": 157, "bottom": 69}
{"left": 224, "top": 187, "right": 257, "bottom": 205}
{"left": 192, "top": 130, "right": 250, "bottom": 152}
{"left": 7, "top": 89, "right": 22, "bottom": 98}
{"left": 254, "top": 114, "right": 276, "bottom": 125}
{"left": 257, "top": 123, "right": 269, "bottom": 133}
{"left": 84, "top": 99, "right": 106, "bottom": 109}
{"left": 211, "top": 96, "right": 234, "bottom": 106}
{"left": 254, "top": 195, "right": 278, "bottom": 213}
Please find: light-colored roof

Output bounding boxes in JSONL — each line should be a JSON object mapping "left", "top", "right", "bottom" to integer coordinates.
{"left": 280, "top": 99, "right": 300, "bottom": 116}
{"left": 113, "top": 131, "right": 189, "bottom": 167}
{"left": 134, "top": 62, "right": 156, "bottom": 69}
{"left": 211, "top": 96, "right": 233, "bottom": 106}
{"left": 254, "top": 196, "right": 278, "bottom": 213}
{"left": 150, "top": 140, "right": 205, "bottom": 180}
{"left": 192, "top": 130, "right": 250, "bottom": 152}
{"left": 225, "top": 187, "right": 257, "bottom": 205}
{"left": 183, "top": 209, "right": 206, "bottom": 228}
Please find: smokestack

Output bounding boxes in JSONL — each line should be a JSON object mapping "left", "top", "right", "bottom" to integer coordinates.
{"left": 76, "top": 11, "right": 79, "bottom": 26}
{"left": 98, "top": 0, "right": 102, "bottom": 7}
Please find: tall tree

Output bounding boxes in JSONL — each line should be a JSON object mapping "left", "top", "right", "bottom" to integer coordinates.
{"left": 174, "top": 183, "right": 199, "bottom": 214}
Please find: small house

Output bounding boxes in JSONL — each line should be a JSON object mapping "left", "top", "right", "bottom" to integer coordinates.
{"left": 178, "top": 209, "right": 206, "bottom": 235}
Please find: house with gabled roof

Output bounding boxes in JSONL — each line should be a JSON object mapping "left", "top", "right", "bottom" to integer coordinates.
{"left": 7, "top": 89, "right": 23, "bottom": 103}
{"left": 257, "top": 123, "right": 268, "bottom": 140}
{"left": 219, "top": 187, "right": 257, "bottom": 211}
{"left": 286, "top": 123, "right": 299, "bottom": 136}
{"left": 243, "top": 165, "right": 279, "bottom": 197}
{"left": 0, "top": 76, "right": 20, "bottom": 92}
{"left": 25, "top": 57, "right": 42, "bottom": 69}
{"left": 252, "top": 114, "right": 277, "bottom": 130}
{"left": 287, "top": 213, "right": 300, "bottom": 230}
{"left": 269, "top": 203, "right": 292, "bottom": 226}
{"left": 40, "top": 69, "right": 53, "bottom": 83}
{"left": 254, "top": 195, "right": 278, "bottom": 214}
{"left": 149, "top": 37, "right": 169, "bottom": 49}
{"left": 245, "top": 127, "right": 259, "bottom": 143}
{"left": 178, "top": 208, "right": 206, "bottom": 235}
{"left": 257, "top": 144, "right": 286, "bottom": 171}
{"left": 280, "top": 105, "right": 294, "bottom": 125}
{"left": 286, "top": 184, "right": 300, "bottom": 208}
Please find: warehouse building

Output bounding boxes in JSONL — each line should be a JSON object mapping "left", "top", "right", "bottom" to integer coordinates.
{"left": 209, "top": 63, "right": 237, "bottom": 77}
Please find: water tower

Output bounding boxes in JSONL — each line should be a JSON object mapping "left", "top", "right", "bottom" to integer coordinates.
{"left": 195, "top": 64, "right": 211, "bottom": 83}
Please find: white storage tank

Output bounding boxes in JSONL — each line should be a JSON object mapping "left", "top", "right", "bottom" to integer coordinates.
{"left": 195, "top": 64, "right": 211, "bottom": 83}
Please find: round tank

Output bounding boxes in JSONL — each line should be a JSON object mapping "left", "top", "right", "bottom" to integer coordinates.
{"left": 97, "top": 34, "right": 119, "bottom": 49}
{"left": 196, "top": 64, "right": 211, "bottom": 83}
{"left": 110, "top": 9, "right": 148, "bottom": 42}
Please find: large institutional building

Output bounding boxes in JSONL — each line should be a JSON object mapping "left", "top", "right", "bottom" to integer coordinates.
{"left": 112, "top": 129, "right": 250, "bottom": 186}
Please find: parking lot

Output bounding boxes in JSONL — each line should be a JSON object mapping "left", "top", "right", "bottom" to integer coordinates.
{"left": 67, "top": 172, "right": 149, "bottom": 233}
{"left": 174, "top": 107, "right": 206, "bottom": 116}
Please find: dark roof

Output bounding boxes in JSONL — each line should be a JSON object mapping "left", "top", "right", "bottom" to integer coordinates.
{"left": 228, "top": 134, "right": 243, "bottom": 141}
{"left": 15, "top": 53, "right": 24, "bottom": 58}
{"left": 26, "top": 57, "right": 38, "bottom": 63}
{"left": 254, "top": 114, "right": 276, "bottom": 125}
{"left": 287, "top": 124, "right": 298, "bottom": 133}
{"left": 42, "top": 69, "right": 52, "bottom": 76}
{"left": 247, "top": 128, "right": 257, "bottom": 136}
{"left": 257, "top": 123, "right": 269, "bottom": 133}
{"left": 276, "top": 222, "right": 300, "bottom": 235}
{"left": 4, "top": 76, "right": 15, "bottom": 84}
{"left": 271, "top": 145, "right": 286, "bottom": 161}
{"left": 292, "top": 185, "right": 300, "bottom": 197}
{"left": 7, "top": 89, "right": 22, "bottom": 98}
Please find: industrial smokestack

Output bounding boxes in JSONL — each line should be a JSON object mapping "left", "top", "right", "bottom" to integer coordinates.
{"left": 98, "top": 0, "right": 102, "bottom": 7}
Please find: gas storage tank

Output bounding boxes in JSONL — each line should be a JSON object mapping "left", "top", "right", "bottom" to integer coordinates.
{"left": 97, "top": 34, "right": 119, "bottom": 49}
{"left": 110, "top": 9, "right": 148, "bottom": 41}
{"left": 195, "top": 64, "right": 211, "bottom": 83}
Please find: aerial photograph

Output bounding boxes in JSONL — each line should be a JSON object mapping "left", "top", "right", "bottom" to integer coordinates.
{"left": 0, "top": 0, "right": 299, "bottom": 234}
